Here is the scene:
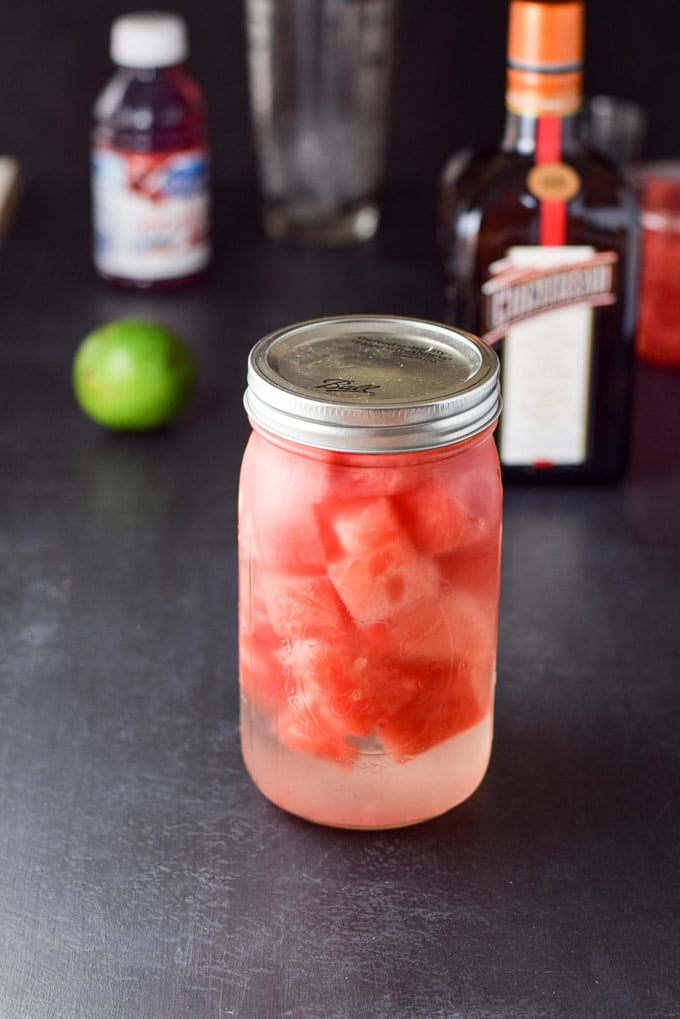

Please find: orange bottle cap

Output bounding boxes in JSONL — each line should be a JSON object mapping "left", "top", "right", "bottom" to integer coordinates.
{"left": 508, "top": 0, "right": 583, "bottom": 72}
{"left": 506, "top": 0, "right": 584, "bottom": 116}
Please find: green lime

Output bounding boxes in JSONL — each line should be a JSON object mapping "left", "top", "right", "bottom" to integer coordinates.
{"left": 73, "top": 319, "right": 196, "bottom": 430}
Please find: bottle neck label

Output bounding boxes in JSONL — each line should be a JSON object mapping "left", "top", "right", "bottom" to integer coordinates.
{"left": 505, "top": 0, "right": 584, "bottom": 117}
{"left": 505, "top": 73, "right": 583, "bottom": 119}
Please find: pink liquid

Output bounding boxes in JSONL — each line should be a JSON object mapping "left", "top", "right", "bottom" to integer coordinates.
{"left": 238, "top": 426, "right": 503, "bottom": 828}
{"left": 241, "top": 700, "right": 494, "bottom": 829}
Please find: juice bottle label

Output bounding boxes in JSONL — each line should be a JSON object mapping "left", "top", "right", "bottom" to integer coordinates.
{"left": 481, "top": 245, "right": 617, "bottom": 467}
{"left": 92, "top": 145, "right": 210, "bottom": 281}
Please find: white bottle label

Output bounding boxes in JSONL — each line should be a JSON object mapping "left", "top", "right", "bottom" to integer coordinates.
{"left": 92, "top": 145, "right": 210, "bottom": 281}
{"left": 481, "top": 246, "right": 617, "bottom": 467}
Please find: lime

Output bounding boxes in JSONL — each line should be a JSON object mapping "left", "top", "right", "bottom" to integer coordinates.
{"left": 73, "top": 319, "right": 196, "bottom": 430}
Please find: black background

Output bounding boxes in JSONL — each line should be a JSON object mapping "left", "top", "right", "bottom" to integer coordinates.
{"left": 2, "top": 0, "right": 680, "bottom": 190}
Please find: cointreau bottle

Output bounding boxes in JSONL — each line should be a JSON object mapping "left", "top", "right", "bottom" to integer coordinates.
{"left": 439, "top": 0, "right": 639, "bottom": 482}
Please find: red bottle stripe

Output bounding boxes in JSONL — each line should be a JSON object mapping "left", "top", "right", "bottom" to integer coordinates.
{"left": 536, "top": 117, "right": 567, "bottom": 246}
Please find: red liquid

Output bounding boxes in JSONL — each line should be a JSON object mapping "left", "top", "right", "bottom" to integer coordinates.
{"left": 637, "top": 221, "right": 680, "bottom": 368}
{"left": 635, "top": 172, "right": 680, "bottom": 368}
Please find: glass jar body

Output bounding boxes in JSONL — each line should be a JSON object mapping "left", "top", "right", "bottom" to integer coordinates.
{"left": 238, "top": 423, "right": 503, "bottom": 829}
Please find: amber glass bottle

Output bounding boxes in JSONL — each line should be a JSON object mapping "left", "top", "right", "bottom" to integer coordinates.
{"left": 439, "top": 0, "right": 639, "bottom": 483}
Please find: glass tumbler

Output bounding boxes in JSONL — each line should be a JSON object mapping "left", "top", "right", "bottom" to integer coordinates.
{"left": 583, "top": 95, "right": 647, "bottom": 166}
{"left": 244, "top": 0, "right": 395, "bottom": 245}
{"left": 634, "top": 163, "right": 680, "bottom": 369}
{"left": 238, "top": 316, "right": 503, "bottom": 829}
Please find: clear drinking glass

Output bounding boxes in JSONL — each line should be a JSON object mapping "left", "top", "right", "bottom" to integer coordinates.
{"left": 244, "top": 0, "right": 395, "bottom": 245}
{"left": 583, "top": 95, "right": 647, "bottom": 167}
{"left": 630, "top": 163, "right": 680, "bottom": 369}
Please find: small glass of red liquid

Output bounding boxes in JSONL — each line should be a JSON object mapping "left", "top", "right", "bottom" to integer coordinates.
{"left": 634, "top": 163, "right": 680, "bottom": 369}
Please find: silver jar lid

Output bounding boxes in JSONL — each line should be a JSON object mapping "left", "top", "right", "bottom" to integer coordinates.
{"left": 244, "top": 315, "right": 501, "bottom": 453}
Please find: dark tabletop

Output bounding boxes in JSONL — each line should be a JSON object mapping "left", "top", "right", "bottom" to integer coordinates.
{"left": 1, "top": 177, "right": 679, "bottom": 1019}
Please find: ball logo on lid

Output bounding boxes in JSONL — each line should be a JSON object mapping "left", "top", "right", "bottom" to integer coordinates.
{"left": 316, "top": 378, "right": 381, "bottom": 395}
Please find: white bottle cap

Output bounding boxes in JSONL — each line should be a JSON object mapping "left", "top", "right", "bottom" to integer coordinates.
{"left": 111, "top": 12, "right": 189, "bottom": 68}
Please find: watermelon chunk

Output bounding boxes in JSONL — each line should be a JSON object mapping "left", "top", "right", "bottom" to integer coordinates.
{"left": 270, "top": 635, "right": 376, "bottom": 764}
{"left": 317, "top": 496, "right": 440, "bottom": 625}
{"left": 262, "top": 572, "right": 351, "bottom": 641}
{"left": 436, "top": 536, "right": 502, "bottom": 598}
{"left": 240, "top": 432, "right": 327, "bottom": 570}
{"left": 319, "top": 496, "right": 403, "bottom": 558}
{"left": 275, "top": 708, "right": 359, "bottom": 766}
{"left": 377, "top": 654, "right": 494, "bottom": 759}
{"left": 280, "top": 636, "right": 376, "bottom": 737}
{"left": 243, "top": 583, "right": 496, "bottom": 763}
{"left": 315, "top": 455, "right": 415, "bottom": 501}
{"left": 328, "top": 542, "right": 439, "bottom": 625}
{"left": 274, "top": 628, "right": 428, "bottom": 762}
{"left": 395, "top": 483, "right": 470, "bottom": 556}
{"left": 394, "top": 468, "right": 501, "bottom": 558}
{"left": 365, "top": 591, "right": 497, "bottom": 757}
{"left": 239, "top": 589, "right": 287, "bottom": 714}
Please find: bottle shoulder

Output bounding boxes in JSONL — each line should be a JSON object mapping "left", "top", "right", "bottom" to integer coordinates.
{"left": 442, "top": 144, "right": 635, "bottom": 214}
{"left": 94, "top": 67, "right": 207, "bottom": 150}
{"left": 439, "top": 144, "right": 639, "bottom": 264}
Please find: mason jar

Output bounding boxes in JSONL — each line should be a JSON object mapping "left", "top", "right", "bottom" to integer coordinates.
{"left": 238, "top": 315, "right": 502, "bottom": 829}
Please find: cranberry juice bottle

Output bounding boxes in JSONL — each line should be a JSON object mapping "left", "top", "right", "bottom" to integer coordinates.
{"left": 92, "top": 12, "right": 211, "bottom": 289}
{"left": 238, "top": 316, "right": 503, "bottom": 829}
